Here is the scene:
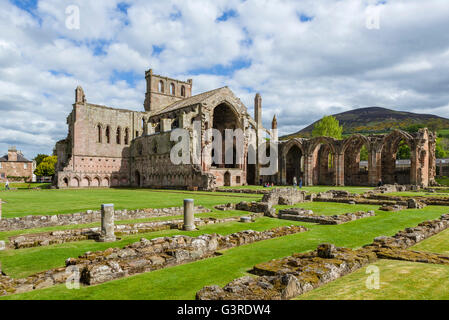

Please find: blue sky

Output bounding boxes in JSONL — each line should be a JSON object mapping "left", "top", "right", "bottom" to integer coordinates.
{"left": 1, "top": 0, "right": 449, "bottom": 159}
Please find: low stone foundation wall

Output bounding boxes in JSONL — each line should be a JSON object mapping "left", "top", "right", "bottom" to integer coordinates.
{"left": 278, "top": 209, "right": 375, "bottom": 225}
{"left": 196, "top": 244, "right": 377, "bottom": 300}
{"left": 196, "top": 213, "right": 449, "bottom": 300}
{"left": 0, "top": 206, "right": 210, "bottom": 232}
{"left": 365, "top": 214, "right": 449, "bottom": 250}
{"left": 216, "top": 189, "right": 270, "bottom": 195}
{"left": 67, "top": 225, "right": 308, "bottom": 286}
{"left": 8, "top": 214, "right": 263, "bottom": 250}
{"left": 0, "top": 225, "right": 308, "bottom": 296}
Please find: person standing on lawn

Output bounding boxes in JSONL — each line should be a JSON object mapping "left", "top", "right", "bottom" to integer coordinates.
{"left": 5, "top": 179, "right": 10, "bottom": 190}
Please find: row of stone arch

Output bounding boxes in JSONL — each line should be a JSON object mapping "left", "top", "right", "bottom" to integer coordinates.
{"left": 60, "top": 175, "right": 129, "bottom": 188}
{"left": 133, "top": 170, "right": 203, "bottom": 188}
{"left": 97, "top": 124, "right": 130, "bottom": 145}
{"left": 158, "top": 80, "right": 186, "bottom": 97}
{"left": 280, "top": 129, "right": 433, "bottom": 187}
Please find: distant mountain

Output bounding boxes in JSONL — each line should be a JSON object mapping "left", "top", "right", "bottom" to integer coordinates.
{"left": 282, "top": 107, "right": 449, "bottom": 139}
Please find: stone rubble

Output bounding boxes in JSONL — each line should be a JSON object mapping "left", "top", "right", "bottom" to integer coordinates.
{"left": 196, "top": 244, "right": 377, "bottom": 300}
{"left": 0, "top": 225, "right": 308, "bottom": 296}
{"left": 8, "top": 214, "right": 263, "bottom": 250}
{"left": 278, "top": 209, "right": 376, "bottom": 225}
{"left": 0, "top": 206, "right": 210, "bottom": 232}
{"left": 66, "top": 225, "right": 308, "bottom": 286}
{"left": 196, "top": 213, "right": 449, "bottom": 300}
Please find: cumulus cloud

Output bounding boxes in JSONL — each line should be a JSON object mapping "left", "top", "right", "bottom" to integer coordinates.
{"left": 1, "top": 0, "right": 449, "bottom": 158}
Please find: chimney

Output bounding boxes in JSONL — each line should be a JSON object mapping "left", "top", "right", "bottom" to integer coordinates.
{"left": 8, "top": 146, "right": 17, "bottom": 162}
{"left": 254, "top": 93, "right": 262, "bottom": 127}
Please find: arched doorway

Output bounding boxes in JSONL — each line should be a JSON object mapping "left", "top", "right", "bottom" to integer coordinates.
{"left": 309, "top": 138, "right": 336, "bottom": 186}
{"left": 212, "top": 103, "right": 242, "bottom": 168}
{"left": 343, "top": 135, "right": 370, "bottom": 186}
{"left": 224, "top": 171, "right": 231, "bottom": 186}
{"left": 135, "top": 170, "right": 141, "bottom": 187}
{"left": 285, "top": 145, "right": 304, "bottom": 185}
{"left": 381, "top": 131, "right": 413, "bottom": 185}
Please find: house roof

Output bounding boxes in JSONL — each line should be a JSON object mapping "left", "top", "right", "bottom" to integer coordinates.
{"left": 0, "top": 153, "right": 32, "bottom": 162}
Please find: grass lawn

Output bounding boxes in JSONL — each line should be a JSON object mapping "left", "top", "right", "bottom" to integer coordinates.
{"left": 0, "top": 183, "right": 51, "bottom": 190}
{"left": 0, "top": 188, "right": 261, "bottom": 218}
{"left": 219, "top": 185, "right": 374, "bottom": 194}
{"left": 0, "top": 209, "right": 254, "bottom": 242}
{"left": 297, "top": 260, "right": 449, "bottom": 300}
{"left": 388, "top": 191, "right": 449, "bottom": 197}
{"left": 2, "top": 204, "right": 448, "bottom": 300}
{"left": 412, "top": 228, "right": 449, "bottom": 255}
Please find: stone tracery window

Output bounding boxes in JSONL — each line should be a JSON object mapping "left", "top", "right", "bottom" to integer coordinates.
{"left": 181, "top": 85, "right": 185, "bottom": 97}
{"left": 170, "top": 83, "right": 175, "bottom": 95}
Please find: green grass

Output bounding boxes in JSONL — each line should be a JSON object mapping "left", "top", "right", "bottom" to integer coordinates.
{"left": 0, "top": 216, "right": 304, "bottom": 279}
{"left": 0, "top": 183, "right": 51, "bottom": 190}
{"left": 0, "top": 188, "right": 261, "bottom": 218}
{"left": 219, "top": 185, "right": 374, "bottom": 194}
{"left": 297, "top": 260, "right": 449, "bottom": 300}
{"left": 412, "top": 228, "right": 449, "bottom": 255}
{"left": 0, "top": 209, "right": 253, "bottom": 242}
{"left": 436, "top": 177, "right": 449, "bottom": 187}
{"left": 2, "top": 204, "right": 447, "bottom": 300}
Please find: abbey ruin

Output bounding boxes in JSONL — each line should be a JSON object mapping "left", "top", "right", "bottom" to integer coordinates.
{"left": 55, "top": 69, "right": 437, "bottom": 189}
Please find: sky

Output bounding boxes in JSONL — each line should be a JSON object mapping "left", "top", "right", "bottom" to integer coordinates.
{"left": 1, "top": 0, "right": 449, "bottom": 159}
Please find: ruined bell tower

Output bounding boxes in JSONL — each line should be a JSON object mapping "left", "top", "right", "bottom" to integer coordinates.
{"left": 144, "top": 69, "right": 193, "bottom": 113}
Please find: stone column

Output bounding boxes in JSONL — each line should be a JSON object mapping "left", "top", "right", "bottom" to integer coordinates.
{"left": 334, "top": 153, "right": 345, "bottom": 186}
{"left": 368, "top": 150, "right": 382, "bottom": 186}
{"left": 99, "top": 204, "right": 116, "bottom": 242}
{"left": 183, "top": 199, "right": 195, "bottom": 231}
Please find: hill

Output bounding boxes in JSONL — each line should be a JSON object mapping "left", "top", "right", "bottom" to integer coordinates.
{"left": 282, "top": 107, "right": 449, "bottom": 139}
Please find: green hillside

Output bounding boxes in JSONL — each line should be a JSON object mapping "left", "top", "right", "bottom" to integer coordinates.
{"left": 283, "top": 107, "right": 449, "bottom": 139}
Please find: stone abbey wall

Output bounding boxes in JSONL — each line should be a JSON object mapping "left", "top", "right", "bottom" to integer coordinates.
{"left": 278, "top": 129, "right": 436, "bottom": 187}
{"left": 55, "top": 69, "right": 437, "bottom": 190}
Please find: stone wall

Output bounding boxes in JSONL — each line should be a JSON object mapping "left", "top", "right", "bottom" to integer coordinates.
{"left": 0, "top": 206, "right": 210, "bottom": 232}
{"left": 68, "top": 225, "right": 307, "bottom": 286}
{"left": 196, "top": 213, "right": 449, "bottom": 300}
{"left": 278, "top": 209, "right": 375, "bottom": 225}
{"left": 8, "top": 213, "right": 263, "bottom": 249}
{"left": 0, "top": 225, "right": 307, "bottom": 296}
{"left": 196, "top": 244, "right": 376, "bottom": 300}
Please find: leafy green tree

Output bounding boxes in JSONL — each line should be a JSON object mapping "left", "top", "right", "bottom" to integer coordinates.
{"left": 34, "top": 156, "right": 57, "bottom": 176}
{"left": 34, "top": 154, "right": 49, "bottom": 167}
{"left": 312, "top": 116, "right": 343, "bottom": 139}
{"left": 436, "top": 138, "right": 449, "bottom": 158}
{"left": 359, "top": 145, "right": 369, "bottom": 161}
{"left": 396, "top": 141, "right": 411, "bottom": 160}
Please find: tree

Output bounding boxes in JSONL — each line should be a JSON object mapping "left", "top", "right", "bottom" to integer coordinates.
{"left": 396, "top": 141, "right": 411, "bottom": 160}
{"left": 436, "top": 138, "right": 449, "bottom": 159}
{"left": 312, "top": 116, "right": 343, "bottom": 139}
{"left": 34, "top": 156, "right": 57, "bottom": 177}
{"left": 34, "top": 154, "right": 49, "bottom": 167}
{"left": 359, "top": 145, "right": 369, "bottom": 161}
